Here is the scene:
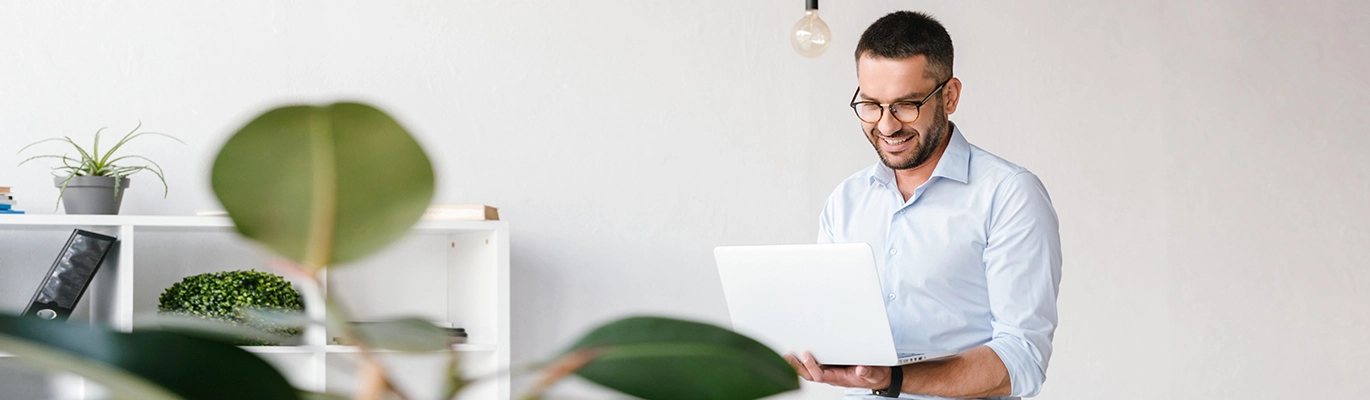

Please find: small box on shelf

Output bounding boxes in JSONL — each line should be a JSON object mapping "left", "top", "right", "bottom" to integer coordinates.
{"left": 422, "top": 205, "right": 498, "bottom": 221}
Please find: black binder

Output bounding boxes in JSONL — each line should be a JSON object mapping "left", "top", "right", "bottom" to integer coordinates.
{"left": 22, "top": 229, "right": 118, "bottom": 321}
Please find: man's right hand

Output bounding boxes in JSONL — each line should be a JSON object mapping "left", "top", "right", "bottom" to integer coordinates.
{"left": 782, "top": 351, "right": 892, "bottom": 390}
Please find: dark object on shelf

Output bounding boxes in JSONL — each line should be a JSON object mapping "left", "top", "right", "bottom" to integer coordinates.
{"left": 23, "top": 229, "right": 118, "bottom": 321}
{"left": 157, "top": 270, "right": 305, "bottom": 346}
{"left": 332, "top": 323, "right": 469, "bottom": 346}
{"left": 445, "top": 327, "right": 468, "bottom": 344}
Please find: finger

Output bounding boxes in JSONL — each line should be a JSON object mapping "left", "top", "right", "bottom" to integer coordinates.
{"left": 784, "top": 354, "right": 814, "bottom": 381}
{"left": 800, "top": 352, "right": 826, "bottom": 383}
{"left": 853, "top": 366, "right": 879, "bottom": 385}
{"left": 818, "top": 364, "right": 864, "bottom": 387}
{"left": 782, "top": 354, "right": 814, "bottom": 381}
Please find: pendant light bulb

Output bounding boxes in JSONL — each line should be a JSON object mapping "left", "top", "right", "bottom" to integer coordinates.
{"left": 791, "top": 0, "right": 830, "bottom": 58}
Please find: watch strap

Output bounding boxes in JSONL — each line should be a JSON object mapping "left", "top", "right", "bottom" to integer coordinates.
{"left": 873, "top": 365, "right": 903, "bottom": 398}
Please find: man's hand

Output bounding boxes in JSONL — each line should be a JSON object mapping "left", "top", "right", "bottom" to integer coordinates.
{"left": 783, "top": 351, "right": 891, "bottom": 390}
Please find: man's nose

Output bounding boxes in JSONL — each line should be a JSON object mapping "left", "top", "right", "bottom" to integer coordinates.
{"left": 877, "top": 108, "right": 902, "bottom": 136}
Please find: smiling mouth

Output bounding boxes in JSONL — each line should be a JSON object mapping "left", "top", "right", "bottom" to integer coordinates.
{"left": 883, "top": 137, "right": 909, "bottom": 145}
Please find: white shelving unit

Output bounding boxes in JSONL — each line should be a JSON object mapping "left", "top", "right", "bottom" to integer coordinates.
{"left": 0, "top": 214, "right": 510, "bottom": 400}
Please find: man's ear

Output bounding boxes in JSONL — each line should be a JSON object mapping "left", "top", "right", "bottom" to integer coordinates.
{"left": 943, "top": 77, "right": 962, "bottom": 115}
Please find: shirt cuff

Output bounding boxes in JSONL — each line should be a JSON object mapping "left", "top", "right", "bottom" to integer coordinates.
{"left": 985, "top": 335, "right": 1047, "bottom": 397}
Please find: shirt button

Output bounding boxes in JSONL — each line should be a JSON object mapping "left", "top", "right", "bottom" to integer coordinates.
{"left": 889, "top": 293, "right": 897, "bottom": 300}
{"left": 889, "top": 249, "right": 898, "bottom": 255}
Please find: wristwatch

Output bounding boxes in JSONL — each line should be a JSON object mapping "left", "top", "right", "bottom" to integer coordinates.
{"left": 872, "top": 365, "right": 903, "bottom": 398}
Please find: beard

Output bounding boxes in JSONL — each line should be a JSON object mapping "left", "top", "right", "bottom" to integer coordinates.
{"left": 868, "top": 103, "right": 949, "bottom": 170}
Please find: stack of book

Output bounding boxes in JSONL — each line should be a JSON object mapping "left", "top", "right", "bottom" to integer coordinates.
{"left": 0, "top": 187, "right": 22, "bottom": 214}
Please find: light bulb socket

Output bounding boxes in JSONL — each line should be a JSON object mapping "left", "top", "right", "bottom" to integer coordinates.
{"left": 806, "top": 0, "right": 818, "bottom": 11}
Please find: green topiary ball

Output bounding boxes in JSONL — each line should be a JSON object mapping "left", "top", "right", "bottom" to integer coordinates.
{"left": 157, "top": 269, "right": 305, "bottom": 346}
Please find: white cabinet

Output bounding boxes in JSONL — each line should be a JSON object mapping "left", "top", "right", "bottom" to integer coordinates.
{"left": 0, "top": 214, "right": 510, "bottom": 400}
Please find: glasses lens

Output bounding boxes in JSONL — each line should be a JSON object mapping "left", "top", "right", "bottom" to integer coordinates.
{"left": 891, "top": 103, "right": 920, "bottom": 123}
{"left": 854, "top": 103, "right": 883, "bottom": 123}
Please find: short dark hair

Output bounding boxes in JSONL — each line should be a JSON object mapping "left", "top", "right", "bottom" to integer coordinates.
{"left": 855, "top": 11, "right": 954, "bottom": 81}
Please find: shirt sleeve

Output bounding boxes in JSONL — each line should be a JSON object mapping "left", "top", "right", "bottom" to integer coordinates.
{"left": 818, "top": 191, "right": 837, "bottom": 244}
{"left": 981, "top": 171, "right": 1063, "bottom": 398}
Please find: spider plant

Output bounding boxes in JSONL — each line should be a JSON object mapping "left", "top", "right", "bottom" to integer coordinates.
{"left": 18, "top": 122, "right": 183, "bottom": 207}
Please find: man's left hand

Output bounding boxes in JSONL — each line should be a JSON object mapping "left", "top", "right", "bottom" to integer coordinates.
{"left": 783, "top": 351, "right": 891, "bottom": 390}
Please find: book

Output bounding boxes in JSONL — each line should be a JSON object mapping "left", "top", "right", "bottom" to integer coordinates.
{"left": 24, "top": 229, "right": 117, "bottom": 321}
{"left": 1, "top": 188, "right": 19, "bottom": 213}
{"left": 422, "top": 205, "right": 499, "bottom": 221}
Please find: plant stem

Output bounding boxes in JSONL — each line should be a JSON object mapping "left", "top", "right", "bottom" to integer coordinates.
{"left": 303, "top": 111, "right": 338, "bottom": 273}
{"left": 321, "top": 290, "right": 412, "bottom": 400}
{"left": 518, "top": 349, "right": 600, "bottom": 400}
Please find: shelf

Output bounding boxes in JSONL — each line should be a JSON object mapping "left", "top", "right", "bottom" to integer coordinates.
{"left": 326, "top": 344, "right": 497, "bottom": 353}
{"left": 0, "top": 212, "right": 511, "bottom": 398}
{"left": 238, "top": 344, "right": 496, "bottom": 355}
{"left": 327, "top": 343, "right": 498, "bottom": 353}
{"left": 240, "top": 346, "right": 318, "bottom": 354}
{"left": 0, "top": 214, "right": 224, "bottom": 228}
{"left": 0, "top": 214, "right": 507, "bottom": 233}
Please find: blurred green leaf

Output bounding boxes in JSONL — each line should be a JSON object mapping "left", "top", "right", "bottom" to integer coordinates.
{"left": 352, "top": 317, "right": 449, "bottom": 352}
{"left": 564, "top": 316, "right": 799, "bottom": 400}
{"left": 0, "top": 314, "right": 300, "bottom": 400}
{"left": 211, "top": 102, "right": 435, "bottom": 270}
{"left": 0, "top": 332, "right": 184, "bottom": 400}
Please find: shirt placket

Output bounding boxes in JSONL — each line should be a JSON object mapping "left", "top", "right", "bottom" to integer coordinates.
{"left": 883, "top": 182, "right": 910, "bottom": 304}
{"left": 884, "top": 178, "right": 935, "bottom": 304}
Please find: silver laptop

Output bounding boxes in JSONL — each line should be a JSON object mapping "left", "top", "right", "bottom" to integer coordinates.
{"left": 715, "top": 243, "right": 957, "bottom": 366}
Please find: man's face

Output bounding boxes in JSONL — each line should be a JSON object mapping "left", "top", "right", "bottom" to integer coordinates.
{"left": 855, "top": 54, "right": 958, "bottom": 170}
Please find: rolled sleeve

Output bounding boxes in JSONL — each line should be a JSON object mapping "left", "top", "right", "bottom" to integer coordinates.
{"left": 982, "top": 171, "right": 1062, "bottom": 397}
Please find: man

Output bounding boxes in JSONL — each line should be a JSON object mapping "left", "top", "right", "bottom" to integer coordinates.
{"left": 783, "top": 11, "right": 1062, "bottom": 400}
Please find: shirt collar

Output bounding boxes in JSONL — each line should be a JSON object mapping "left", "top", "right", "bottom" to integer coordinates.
{"left": 869, "top": 123, "right": 971, "bottom": 186}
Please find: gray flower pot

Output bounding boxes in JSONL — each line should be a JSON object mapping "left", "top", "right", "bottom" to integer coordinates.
{"left": 56, "top": 176, "right": 130, "bottom": 215}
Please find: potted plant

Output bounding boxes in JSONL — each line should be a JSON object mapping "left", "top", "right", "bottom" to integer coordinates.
{"left": 18, "top": 122, "right": 181, "bottom": 214}
{"left": 158, "top": 270, "right": 305, "bottom": 346}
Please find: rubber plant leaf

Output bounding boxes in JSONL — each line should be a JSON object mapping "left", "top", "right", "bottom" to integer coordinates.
{"left": 563, "top": 316, "right": 800, "bottom": 400}
{"left": 211, "top": 102, "right": 435, "bottom": 271}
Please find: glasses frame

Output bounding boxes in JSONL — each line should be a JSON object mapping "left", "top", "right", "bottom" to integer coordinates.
{"left": 849, "top": 78, "right": 952, "bottom": 124}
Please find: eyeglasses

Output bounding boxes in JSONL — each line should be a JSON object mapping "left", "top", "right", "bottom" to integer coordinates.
{"left": 849, "top": 79, "right": 950, "bottom": 124}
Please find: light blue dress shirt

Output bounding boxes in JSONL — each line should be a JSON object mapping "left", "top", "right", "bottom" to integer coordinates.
{"left": 819, "top": 125, "right": 1062, "bottom": 400}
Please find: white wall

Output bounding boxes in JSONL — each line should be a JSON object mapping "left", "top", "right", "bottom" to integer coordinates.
{"left": 2, "top": 1, "right": 1368, "bottom": 399}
